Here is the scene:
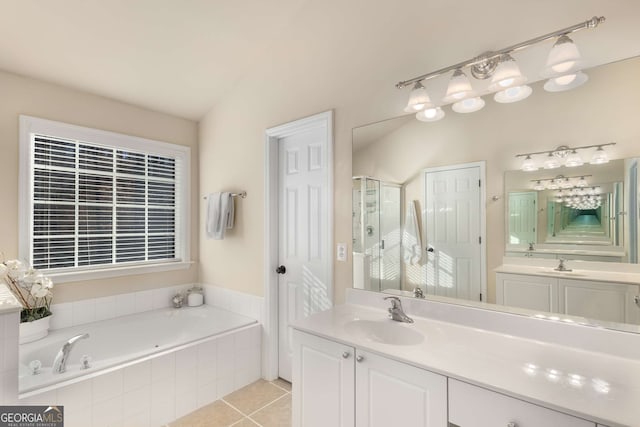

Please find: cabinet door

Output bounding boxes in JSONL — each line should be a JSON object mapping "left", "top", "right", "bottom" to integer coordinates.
{"left": 558, "top": 279, "right": 640, "bottom": 324}
{"left": 496, "top": 273, "right": 558, "bottom": 312}
{"left": 449, "top": 379, "right": 595, "bottom": 427}
{"left": 355, "top": 350, "right": 447, "bottom": 427}
{"left": 292, "top": 330, "right": 355, "bottom": 427}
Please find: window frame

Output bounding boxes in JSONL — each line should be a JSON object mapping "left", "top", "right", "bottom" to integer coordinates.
{"left": 19, "top": 115, "right": 192, "bottom": 283}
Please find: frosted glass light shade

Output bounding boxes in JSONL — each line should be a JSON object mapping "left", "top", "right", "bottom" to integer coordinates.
{"left": 547, "top": 179, "right": 559, "bottom": 190}
{"left": 488, "top": 55, "right": 526, "bottom": 91}
{"left": 560, "top": 178, "right": 573, "bottom": 189}
{"left": 545, "top": 35, "right": 582, "bottom": 74}
{"left": 444, "top": 69, "right": 474, "bottom": 103}
{"left": 533, "top": 181, "right": 545, "bottom": 191}
{"left": 590, "top": 146, "right": 609, "bottom": 164}
{"left": 494, "top": 85, "right": 532, "bottom": 103}
{"left": 452, "top": 96, "right": 485, "bottom": 113}
{"left": 565, "top": 150, "right": 584, "bottom": 167}
{"left": 521, "top": 155, "right": 537, "bottom": 171}
{"left": 416, "top": 107, "right": 445, "bottom": 122}
{"left": 544, "top": 71, "right": 588, "bottom": 92}
{"left": 543, "top": 153, "right": 561, "bottom": 169}
{"left": 576, "top": 177, "right": 588, "bottom": 188}
{"left": 404, "top": 81, "right": 433, "bottom": 112}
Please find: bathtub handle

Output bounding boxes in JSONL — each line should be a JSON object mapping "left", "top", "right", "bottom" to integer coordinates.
{"left": 276, "top": 265, "right": 286, "bottom": 275}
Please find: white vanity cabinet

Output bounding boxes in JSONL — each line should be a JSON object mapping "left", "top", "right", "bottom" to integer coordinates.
{"left": 448, "top": 379, "right": 595, "bottom": 427}
{"left": 495, "top": 273, "right": 558, "bottom": 312}
{"left": 292, "top": 330, "right": 447, "bottom": 427}
{"left": 496, "top": 272, "right": 640, "bottom": 323}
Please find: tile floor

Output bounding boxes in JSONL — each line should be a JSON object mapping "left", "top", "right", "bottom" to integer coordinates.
{"left": 169, "top": 379, "right": 292, "bottom": 427}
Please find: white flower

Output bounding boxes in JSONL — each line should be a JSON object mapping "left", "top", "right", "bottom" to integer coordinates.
{"left": 30, "top": 283, "right": 50, "bottom": 299}
{"left": 40, "top": 277, "right": 54, "bottom": 289}
{"left": 5, "top": 260, "right": 26, "bottom": 280}
{"left": 5, "top": 259, "right": 23, "bottom": 270}
{"left": 0, "top": 264, "right": 7, "bottom": 277}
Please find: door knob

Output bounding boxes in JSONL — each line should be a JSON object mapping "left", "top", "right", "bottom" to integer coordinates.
{"left": 356, "top": 355, "right": 365, "bottom": 363}
{"left": 276, "top": 265, "right": 286, "bottom": 274}
{"left": 342, "top": 351, "right": 350, "bottom": 359}
{"left": 427, "top": 247, "right": 435, "bottom": 253}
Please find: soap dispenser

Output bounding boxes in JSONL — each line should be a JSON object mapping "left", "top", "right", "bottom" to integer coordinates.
{"left": 187, "top": 285, "right": 204, "bottom": 307}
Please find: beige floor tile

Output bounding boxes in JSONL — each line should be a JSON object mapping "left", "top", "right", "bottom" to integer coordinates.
{"left": 250, "top": 394, "right": 291, "bottom": 427}
{"left": 223, "top": 379, "right": 286, "bottom": 415}
{"left": 170, "top": 400, "right": 243, "bottom": 427}
{"left": 230, "top": 418, "right": 260, "bottom": 426}
{"left": 271, "top": 378, "right": 292, "bottom": 392}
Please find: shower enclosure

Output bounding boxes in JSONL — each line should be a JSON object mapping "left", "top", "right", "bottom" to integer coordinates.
{"left": 352, "top": 177, "right": 401, "bottom": 292}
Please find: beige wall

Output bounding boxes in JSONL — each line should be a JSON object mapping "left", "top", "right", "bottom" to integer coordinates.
{"left": 0, "top": 70, "right": 199, "bottom": 303}
{"left": 351, "top": 57, "right": 640, "bottom": 302}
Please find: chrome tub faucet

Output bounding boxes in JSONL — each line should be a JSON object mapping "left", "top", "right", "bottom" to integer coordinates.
{"left": 384, "top": 296, "right": 414, "bottom": 323}
{"left": 52, "top": 333, "right": 90, "bottom": 374}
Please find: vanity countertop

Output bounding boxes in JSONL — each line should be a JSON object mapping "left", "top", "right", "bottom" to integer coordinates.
{"left": 291, "top": 303, "right": 640, "bottom": 427}
{"left": 506, "top": 247, "right": 625, "bottom": 257}
{"left": 0, "top": 283, "right": 22, "bottom": 315}
{"left": 495, "top": 263, "right": 640, "bottom": 286}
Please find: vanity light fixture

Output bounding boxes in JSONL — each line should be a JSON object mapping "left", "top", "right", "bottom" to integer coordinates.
{"left": 515, "top": 142, "right": 615, "bottom": 171}
{"left": 576, "top": 176, "right": 588, "bottom": 187}
{"left": 533, "top": 180, "right": 545, "bottom": 191}
{"left": 397, "top": 16, "right": 605, "bottom": 122}
{"left": 529, "top": 174, "right": 593, "bottom": 191}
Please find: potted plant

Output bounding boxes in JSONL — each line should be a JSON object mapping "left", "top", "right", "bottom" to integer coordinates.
{"left": 0, "top": 257, "right": 54, "bottom": 343}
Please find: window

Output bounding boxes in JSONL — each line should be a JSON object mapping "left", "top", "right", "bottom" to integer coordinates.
{"left": 19, "top": 116, "right": 191, "bottom": 282}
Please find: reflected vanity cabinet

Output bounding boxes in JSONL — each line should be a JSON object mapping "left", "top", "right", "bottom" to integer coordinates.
{"left": 496, "top": 272, "right": 640, "bottom": 324}
{"left": 292, "top": 330, "right": 600, "bottom": 427}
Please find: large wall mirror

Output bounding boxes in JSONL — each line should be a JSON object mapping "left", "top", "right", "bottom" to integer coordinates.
{"left": 351, "top": 55, "right": 640, "bottom": 332}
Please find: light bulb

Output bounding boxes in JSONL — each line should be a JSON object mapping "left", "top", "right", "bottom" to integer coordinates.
{"left": 555, "top": 74, "right": 577, "bottom": 86}
{"left": 452, "top": 97, "right": 485, "bottom": 113}
{"left": 494, "top": 85, "right": 532, "bottom": 104}
{"left": 415, "top": 107, "right": 445, "bottom": 122}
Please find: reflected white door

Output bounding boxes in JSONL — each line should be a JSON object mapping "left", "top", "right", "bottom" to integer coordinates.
{"left": 277, "top": 117, "right": 331, "bottom": 381}
{"left": 508, "top": 191, "right": 537, "bottom": 244}
{"left": 424, "top": 164, "right": 484, "bottom": 301}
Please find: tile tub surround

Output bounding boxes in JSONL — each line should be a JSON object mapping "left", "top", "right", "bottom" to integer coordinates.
{"left": 49, "top": 283, "right": 264, "bottom": 330}
{"left": 18, "top": 323, "right": 262, "bottom": 427}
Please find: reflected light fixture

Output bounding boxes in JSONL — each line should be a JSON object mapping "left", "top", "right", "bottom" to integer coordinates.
{"left": 521, "top": 155, "right": 537, "bottom": 172}
{"left": 452, "top": 97, "right": 485, "bottom": 113}
{"left": 416, "top": 107, "right": 445, "bottom": 122}
{"left": 533, "top": 180, "right": 545, "bottom": 191}
{"left": 564, "top": 150, "right": 584, "bottom": 167}
{"left": 396, "top": 16, "right": 605, "bottom": 123}
{"left": 494, "top": 85, "right": 532, "bottom": 103}
{"left": 590, "top": 146, "right": 610, "bottom": 164}
{"left": 576, "top": 176, "right": 588, "bottom": 187}
{"left": 516, "top": 142, "right": 615, "bottom": 171}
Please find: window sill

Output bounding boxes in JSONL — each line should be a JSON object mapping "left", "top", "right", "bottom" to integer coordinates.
{"left": 47, "top": 261, "right": 194, "bottom": 284}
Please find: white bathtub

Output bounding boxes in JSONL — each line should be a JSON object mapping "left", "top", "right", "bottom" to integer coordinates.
{"left": 19, "top": 305, "right": 258, "bottom": 395}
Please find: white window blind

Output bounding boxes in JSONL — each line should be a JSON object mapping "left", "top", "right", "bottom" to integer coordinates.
{"left": 30, "top": 133, "right": 182, "bottom": 271}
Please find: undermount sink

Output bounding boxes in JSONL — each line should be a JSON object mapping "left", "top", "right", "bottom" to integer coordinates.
{"left": 344, "top": 319, "right": 424, "bottom": 345}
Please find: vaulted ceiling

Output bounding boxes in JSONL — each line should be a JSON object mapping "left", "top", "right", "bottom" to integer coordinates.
{"left": 1, "top": 0, "right": 638, "bottom": 120}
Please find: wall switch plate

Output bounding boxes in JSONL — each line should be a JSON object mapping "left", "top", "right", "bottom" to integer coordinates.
{"left": 336, "top": 243, "right": 347, "bottom": 262}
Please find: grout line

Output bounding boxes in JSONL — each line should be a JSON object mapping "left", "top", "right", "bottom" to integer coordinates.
{"left": 246, "top": 392, "right": 290, "bottom": 417}
{"left": 221, "top": 398, "right": 250, "bottom": 417}
{"left": 269, "top": 380, "right": 292, "bottom": 394}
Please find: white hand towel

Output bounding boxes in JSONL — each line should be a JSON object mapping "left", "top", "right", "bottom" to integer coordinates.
{"left": 206, "top": 192, "right": 222, "bottom": 240}
{"left": 402, "top": 200, "right": 423, "bottom": 265}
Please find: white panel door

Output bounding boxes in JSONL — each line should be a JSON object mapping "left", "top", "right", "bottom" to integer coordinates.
{"left": 355, "top": 350, "right": 447, "bottom": 427}
{"left": 496, "top": 273, "right": 558, "bottom": 313}
{"left": 449, "top": 379, "right": 595, "bottom": 427}
{"left": 508, "top": 191, "right": 537, "bottom": 244}
{"left": 559, "top": 279, "right": 640, "bottom": 324}
{"left": 425, "top": 165, "right": 483, "bottom": 301}
{"left": 278, "top": 122, "right": 331, "bottom": 381}
{"left": 292, "top": 330, "right": 355, "bottom": 427}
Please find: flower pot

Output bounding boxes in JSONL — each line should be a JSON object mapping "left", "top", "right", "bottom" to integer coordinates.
{"left": 19, "top": 315, "right": 51, "bottom": 344}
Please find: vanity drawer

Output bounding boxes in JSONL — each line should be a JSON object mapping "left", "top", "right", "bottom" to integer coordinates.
{"left": 448, "top": 379, "right": 594, "bottom": 427}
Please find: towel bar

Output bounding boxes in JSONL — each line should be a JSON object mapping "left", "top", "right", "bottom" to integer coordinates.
{"left": 203, "top": 191, "right": 247, "bottom": 200}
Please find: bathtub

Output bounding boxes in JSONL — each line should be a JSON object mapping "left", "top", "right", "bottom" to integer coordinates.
{"left": 19, "top": 305, "right": 258, "bottom": 395}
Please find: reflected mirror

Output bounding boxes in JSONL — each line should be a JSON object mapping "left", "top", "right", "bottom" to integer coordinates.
{"left": 352, "top": 55, "right": 640, "bottom": 332}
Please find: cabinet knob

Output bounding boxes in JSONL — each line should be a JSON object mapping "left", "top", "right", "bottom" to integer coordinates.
{"left": 342, "top": 351, "right": 350, "bottom": 359}
{"left": 356, "top": 355, "right": 365, "bottom": 363}
{"left": 507, "top": 422, "right": 518, "bottom": 427}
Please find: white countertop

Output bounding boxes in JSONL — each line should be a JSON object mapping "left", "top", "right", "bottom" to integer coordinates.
{"left": 291, "top": 303, "right": 640, "bottom": 427}
{"left": 506, "top": 247, "right": 625, "bottom": 257}
{"left": 495, "top": 263, "right": 640, "bottom": 286}
{"left": 0, "top": 283, "right": 23, "bottom": 315}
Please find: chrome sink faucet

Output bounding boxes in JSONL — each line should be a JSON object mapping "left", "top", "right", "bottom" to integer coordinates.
{"left": 413, "top": 286, "right": 425, "bottom": 299}
{"left": 384, "top": 296, "right": 414, "bottom": 323}
{"left": 52, "top": 333, "right": 90, "bottom": 374}
{"left": 554, "top": 258, "right": 572, "bottom": 272}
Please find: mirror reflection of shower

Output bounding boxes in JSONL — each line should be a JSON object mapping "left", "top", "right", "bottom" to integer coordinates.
{"left": 352, "top": 177, "right": 401, "bottom": 292}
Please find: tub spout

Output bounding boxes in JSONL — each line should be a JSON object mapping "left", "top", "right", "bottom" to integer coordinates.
{"left": 52, "top": 333, "right": 89, "bottom": 374}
